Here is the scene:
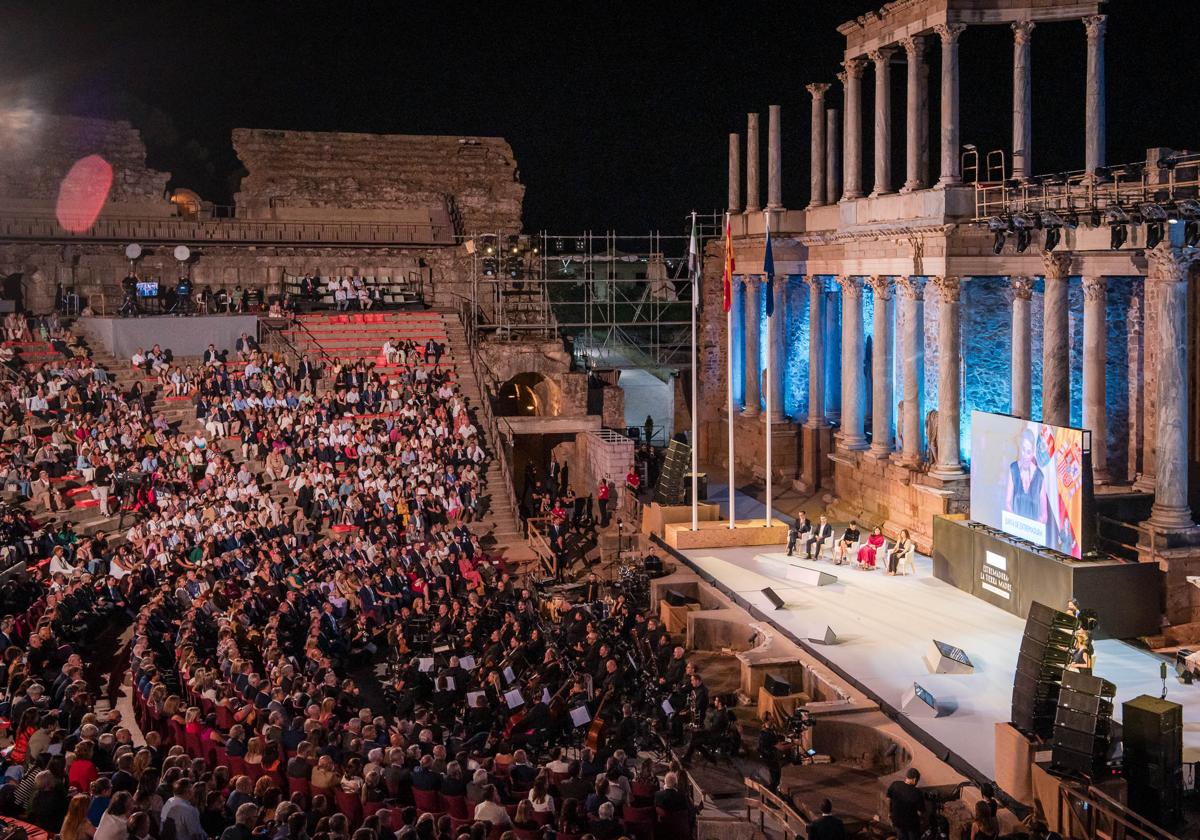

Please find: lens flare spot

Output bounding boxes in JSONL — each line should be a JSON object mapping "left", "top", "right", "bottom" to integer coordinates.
{"left": 56, "top": 154, "right": 113, "bottom": 232}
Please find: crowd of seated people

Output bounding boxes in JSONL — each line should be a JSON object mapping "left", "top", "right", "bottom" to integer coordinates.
{"left": 0, "top": 313, "right": 697, "bottom": 840}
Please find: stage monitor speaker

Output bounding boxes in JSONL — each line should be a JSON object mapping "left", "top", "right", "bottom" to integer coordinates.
{"left": 1122, "top": 695, "right": 1183, "bottom": 827}
{"left": 784, "top": 562, "right": 838, "bottom": 587}
{"left": 901, "top": 682, "right": 942, "bottom": 718}
{"left": 761, "top": 587, "right": 786, "bottom": 611}
{"left": 924, "top": 640, "right": 974, "bottom": 675}
{"left": 763, "top": 673, "right": 791, "bottom": 697}
{"left": 805, "top": 625, "right": 838, "bottom": 646}
{"left": 664, "top": 589, "right": 696, "bottom": 607}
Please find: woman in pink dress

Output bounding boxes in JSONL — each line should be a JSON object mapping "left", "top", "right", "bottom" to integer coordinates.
{"left": 856, "top": 526, "right": 885, "bottom": 569}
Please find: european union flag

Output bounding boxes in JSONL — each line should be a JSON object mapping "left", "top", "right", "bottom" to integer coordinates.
{"left": 763, "top": 226, "right": 775, "bottom": 317}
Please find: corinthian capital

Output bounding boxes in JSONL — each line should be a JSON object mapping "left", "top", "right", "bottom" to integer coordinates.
{"left": 1012, "top": 20, "right": 1036, "bottom": 45}
{"left": 1041, "top": 251, "right": 1072, "bottom": 280}
{"left": 1083, "top": 14, "right": 1107, "bottom": 42}
{"left": 867, "top": 275, "right": 894, "bottom": 301}
{"left": 868, "top": 46, "right": 897, "bottom": 66}
{"left": 934, "top": 23, "right": 967, "bottom": 45}
{"left": 1082, "top": 276, "right": 1108, "bottom": 302}
{"left": 1147, "top": 243, "right": 1199, "bottom": 285}
{"left": 806, "top": 82, "right": 831, "bottom": 101}
{"left": 1009, "top": 275, "right": 1034, "bottom": 302}
{"left": 836, "top": 275, "right": 864, "bottom": 300}
{"left": 900, "top": 36, "right": 925, "bottom": 60}
{"left": 896, "top": 275, "right": 927, "bottom": 301}
{"left": 843, "top": 57, "right": 867, "bottom": 79}
{"left": 930, "top": 275, "right": 961, "bottom": 303}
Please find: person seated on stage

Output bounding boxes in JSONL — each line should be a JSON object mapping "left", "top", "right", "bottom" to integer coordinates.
{"left": 787, "top": 511, "right": 812, "bottom": 556}
{"left": 856, "top": 525, "right": 886, "bottom": 570}
{"left": 805, "top": 514, "right": 833, "bottom": 559}
{"left": 887, "top": 529, "right": 916, "bottom": 575}
{"left": 832, "top": 521, "right": 860, "bottom": 566}
{"left": 682, "top": 693, "right": 730, "bottom": 764}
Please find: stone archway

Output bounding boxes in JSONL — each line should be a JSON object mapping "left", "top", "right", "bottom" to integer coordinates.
{"left": 495, "top": 371, "right": 560, "bottom": 417}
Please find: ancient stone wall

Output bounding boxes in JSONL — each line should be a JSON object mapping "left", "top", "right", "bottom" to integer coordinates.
{"left": 232, "top": 129, "right": 524, "bottom": 234}
{"left": 0, "top": 113, "right": 170, "bottom": 207}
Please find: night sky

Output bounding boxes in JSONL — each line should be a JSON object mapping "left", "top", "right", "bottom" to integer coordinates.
{"left": 3, "top": 1, "right": 1197, "bottom": 235}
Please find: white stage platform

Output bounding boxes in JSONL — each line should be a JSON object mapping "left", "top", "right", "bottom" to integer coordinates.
{"left": 677, "top": 540, "right": 1200, "bottom": 780}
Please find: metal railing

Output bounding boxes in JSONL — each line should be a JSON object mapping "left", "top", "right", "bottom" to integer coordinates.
{"left": 743, "top": 778, "right": 807, "bottom": 840}
{"left": 1055, "top": 782, "right": 1182, "bottom": 840}
{"left": 973, "top": 153, "right": 1200, "bottom": 222}
{"left": 0, "top": 212, "right": 455, "bottom": 247}
{"left": 449, "top": 302, "right": 522, "bottom": 542}
{"left": 286, "top": 317, "right": 337, "bottom": 369}
{"left": 258, "top": 319, "right": 307, "bottom": 368}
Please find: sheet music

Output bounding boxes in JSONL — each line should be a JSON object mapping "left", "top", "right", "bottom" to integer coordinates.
{"left": 459, "top": 655, "right": 476, "bottom": 671}
{"left": 661, "top": 698, "right": 674, "bottom": 715}
{"left": 503, "top": 666, "right": 516, "bottom": 685}
{"left": 569, "top": 706, "right": 591, "bottom": 728}
{"left": 504, "top": 689, "right": 523, "bottom": 709}
{"left": 541, "top": 687, "right": 550, "bottom": 704}
{"left": 466, "top": 691, "right": 485, "bottom": 707}
{"left": 418, "top": 657, "right": 434, "bottom": 672}
{"left": 444, "top": 677, "right": 455, "bottom": 691}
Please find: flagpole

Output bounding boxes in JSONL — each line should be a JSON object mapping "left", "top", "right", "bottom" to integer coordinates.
{"left": 725, "top": 212, "right": 736, "bottom": 529}
{"left": 763, "top": 209, "right": 773, "bottom": 528}
{"left": 690, "top": 212, "right": 699, "bottom": 531}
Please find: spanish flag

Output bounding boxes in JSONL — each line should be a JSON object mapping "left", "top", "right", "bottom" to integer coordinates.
{"left": 722, "top": 218, "right": 735, "bottom": 312}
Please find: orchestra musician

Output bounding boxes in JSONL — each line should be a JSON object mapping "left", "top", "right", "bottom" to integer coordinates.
{"left": 682, "top": 693, "right": 731, "bottom": 764}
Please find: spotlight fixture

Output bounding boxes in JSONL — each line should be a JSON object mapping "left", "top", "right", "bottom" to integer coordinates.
{"left": 1065, "top": 210, "right": 1080, "bottom": 230}
{"left": 1040, "top": 212, "right": 1064, "bottom": 252}
{"left": 987, "top": 215, "right": 1009, "bottom": 254}
{"left": 1089, "top": 209, "right": 1102, "bottom": 228}
{"left": 1106, "top": 208, "right": 1129, "bottom": 250}
{"left": 482, "top": 258, "right": 497, "bottom": 277}
{"left": 1179, "top": 200, "right": 1200, "bottom": 247}
{"left": 1011, "top": 213, "right": 1035, "bottom": 251}
{"left": 1141, "top": 203, "right": 1168, "bottom": 250}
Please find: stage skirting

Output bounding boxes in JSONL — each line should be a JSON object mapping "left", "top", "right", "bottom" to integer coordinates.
{"left": 931, "top": 516, "right": 1161, "bottom": 638}
{"left": 81, "top": 315, "right": 259, "bottom": 359}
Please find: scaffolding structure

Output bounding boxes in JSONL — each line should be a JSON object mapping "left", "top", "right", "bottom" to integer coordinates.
{"left": 467, "top": 215, "right": 723, "bottom": 375}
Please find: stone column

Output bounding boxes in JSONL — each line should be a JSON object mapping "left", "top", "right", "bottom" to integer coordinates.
{"left": 746, "top": 113, "right": 761, "bottom": 212}
{"left": 766, "top": 278, "right": 786, "bottom": 422}
{"left": 1082, "top": 276, "right": 1109, "bottom": 481}
{"left": 869, "top": 276, "right": 895, "bottom": 457}
{"left": 918, "top": 49, "right": 931, "bottom": 187}
{"left": 825, "top": 290, "right": 842, "bottom": 422}
{"left": 807, "top": 84, "right": 830, "bottom": 207}
{"left": 838, "top": 276, "right": 868, "bottom": 450}
{"left": 930, "top": 276, "right": 964, "bottom": 477}
{"left": 870, "top": 48, "right": 896, "bottom": 197}
{"left": 806, "top": 277, "right": 827, "bottom": 427}
{"left": 842, "top": 59, "right": 866, "bottom": 200}
{"left": 896, "top": 277, "right": 926, "bottom": 464}
{"left": 1010, "top": 276, "right": 1034, "bottom": 419}
{"left": 935, "top": 24, "right": 967, "bottom": 187}
{"left": 1084, "top": 15, "right": 1107, "bottom": 177}
{"left": 1042, "top": 252, "right": 1072, "bottom": 427}
{"left": 826, "top": 108, "right": 841, "bottom": 205}
{"left": 1146, "top": 246, "right": 1196, "bottom": 529}
{"left": 742, "top": 277, "right": 761, "bottom": 416}
{"left": 727, "top": 133, "right": 741, "bottom": 213}
{"left": 768, "top": 105, "right": 783, "bottom": 211}
{"left": 1012, "top": 21, "right": 1035, "bottom": 181}
{"left": 901, "top": 36, "right": 926, "bottom": 192}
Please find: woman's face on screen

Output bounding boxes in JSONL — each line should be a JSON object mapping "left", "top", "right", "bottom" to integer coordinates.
{"left": 1020, "top": 437, "right": 1034, "bottom": 464}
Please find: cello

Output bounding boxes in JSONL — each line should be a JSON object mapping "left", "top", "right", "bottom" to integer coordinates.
{"left": 586, "top": 685, "right": 613, "bottom": 751}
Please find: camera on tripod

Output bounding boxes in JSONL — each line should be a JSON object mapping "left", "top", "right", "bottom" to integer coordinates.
{"left": 786, "top": 707, "right": 814, "bottom": 738}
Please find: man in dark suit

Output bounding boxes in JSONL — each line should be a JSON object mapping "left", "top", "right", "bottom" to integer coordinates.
{"left": 805, "top": 515, "right": 834, "bottom": 559}
{"left": 788, "top": 512, "right": 811, "bottom": 556}
{"left": 809, "top": 799, "right": 846, "bottom": 840}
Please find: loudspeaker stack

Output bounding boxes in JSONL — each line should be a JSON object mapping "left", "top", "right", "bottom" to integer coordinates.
{"left": 1122, "top": 695, "right": 1183, "bottom": 827}
{"left": 1050, "top": 670, "right": 1115, "bottom": 779}
{"left": 1012, "top": 602, "right": 1079, "bottom": 739}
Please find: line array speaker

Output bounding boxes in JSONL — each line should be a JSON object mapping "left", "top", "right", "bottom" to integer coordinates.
{"left": 1011, "top": 602, "right": 1079, "bottom": 739}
